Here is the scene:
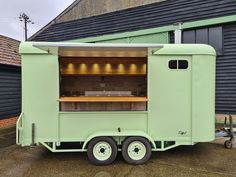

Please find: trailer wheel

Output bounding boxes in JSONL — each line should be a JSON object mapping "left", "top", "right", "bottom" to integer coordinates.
{"left": 87, "top": 137, "right": 117, "bottom": 165}
{"left": 122, "top": 137, "right": 152, "bottom": 164}
{"left": 224, "top": 140, "right": 233, "bottom": 149}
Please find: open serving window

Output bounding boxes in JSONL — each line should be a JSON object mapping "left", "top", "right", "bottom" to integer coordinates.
{"left": 33, "top": 43, "right": 163, "bottom": 112}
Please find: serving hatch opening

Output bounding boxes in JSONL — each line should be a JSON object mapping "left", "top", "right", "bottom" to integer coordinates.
{"left": 33, "top": 43, "right": 164, "bottom": 112}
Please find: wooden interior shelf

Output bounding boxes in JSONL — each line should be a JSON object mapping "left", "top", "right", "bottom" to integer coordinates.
{"left": 60, "top": 57, "right": 147, "bottom": 75}
{"left": 59, "top": 96, "right": 148, "bottom": 103}
{"left": 61, "top": 74, "right": 146, "bottom": 76}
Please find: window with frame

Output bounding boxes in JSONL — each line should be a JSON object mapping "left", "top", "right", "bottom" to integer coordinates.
{"left": 169, "top": 60, "right": 177, "bottom": 69}
{"left": 169, "top": 60, "right": 188, "bottom": 70}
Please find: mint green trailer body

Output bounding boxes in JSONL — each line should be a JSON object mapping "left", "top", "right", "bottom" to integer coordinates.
{"left": 17, "top": 42, "right": 215, "bottom": 164}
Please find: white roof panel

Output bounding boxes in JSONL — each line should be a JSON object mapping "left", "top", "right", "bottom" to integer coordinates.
{"left": 32, "top": 43, "right": 163, "bottom": 57}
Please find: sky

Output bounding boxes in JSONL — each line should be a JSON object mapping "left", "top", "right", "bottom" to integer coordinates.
{"left": 0, "top": 0, "right": 75, "bottom": 41}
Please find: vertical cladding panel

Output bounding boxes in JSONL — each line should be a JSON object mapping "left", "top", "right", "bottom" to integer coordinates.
{"left": 169, "top": 32, "right": 175, "bottom": 44}
{"left": 0, "top": 65, "right": 21, "bottom": 119}
{"left": 216, "top": 23, "right": 236, "bottom": 114}
{"left": 192, "top": 55, "right": 215, "bottom": 142}
{"left": 22, "top": 54, "right": 59, "bottom": 145}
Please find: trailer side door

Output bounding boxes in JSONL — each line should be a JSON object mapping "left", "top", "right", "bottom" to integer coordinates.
{"left": 148, "top": 55, "right": 192, "bottom": 142}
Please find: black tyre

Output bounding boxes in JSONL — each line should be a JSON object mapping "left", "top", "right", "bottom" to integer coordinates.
{"left": 224, "top": 140, "right": 233, "bottom": 149}
{"left": 122, "top": 136, "right": 152, "bottom": 165}
{"left": 87, "top": 137, "right": 117, "bottom": 165}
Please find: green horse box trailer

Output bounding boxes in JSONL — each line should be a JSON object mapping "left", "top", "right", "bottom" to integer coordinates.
{"left": 17, "top": 42, "right": 216, "bottom": 165}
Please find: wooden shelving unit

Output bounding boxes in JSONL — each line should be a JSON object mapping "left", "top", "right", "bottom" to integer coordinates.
{"left": 60, "top": 57, "right": 147, "bottom": 76}
{"left": 59, "top": 56, "right": 147, "bottom": 111}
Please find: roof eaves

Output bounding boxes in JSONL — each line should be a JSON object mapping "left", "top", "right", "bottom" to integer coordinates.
{"left": 28, "top": 0, "right": 82, "bottom": 41}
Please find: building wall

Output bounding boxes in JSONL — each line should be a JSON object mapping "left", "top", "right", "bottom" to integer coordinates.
{"left": 31, "top": 0, "right": 236, "bottom": 42}
{"left": 56, "top": 0, "right": 164, "bottom": 23}
{"left": 0, "top": 35, "right": 21, "bottom": 122}
{"left": 29, "top": 0, "right": 164, "bottom": 40}
{"left": 0, "top": 64, "right": 21, "bottom": 120}
{"left": 216, "top": 23, "right": 236, "bottom": 114}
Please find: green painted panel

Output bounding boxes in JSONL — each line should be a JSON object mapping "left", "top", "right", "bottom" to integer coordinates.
{"left": 192, "top": 55, "right": 215, "bottom": 142}
{"left": 59, "top": 112, "right": 148, "bottom": 141}
{"left": 97, "top": 32, "right": 168, "bottom": 44}
{"left": 148, "top": 55, "right": 192, "bottom": 141}
{"left": 96, "top": 38, "right": 128, "bottom": 43}
{"left": 22, "top": 54, "right": 59, "bottom": 145}
{"left": 129, "top": 33, "right": 168, "bottom": 44}
{"left": 156, "top": 44, "right": 216, "bottom": 56}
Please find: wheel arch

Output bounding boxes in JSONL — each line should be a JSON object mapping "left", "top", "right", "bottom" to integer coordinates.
{"left": 82, "top": 130, "right": 156, "bottom": 150}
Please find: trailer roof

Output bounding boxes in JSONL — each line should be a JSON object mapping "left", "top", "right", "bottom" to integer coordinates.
{"left": 24, "top": 42, "right": 163, "bottom": 57}
{"left": 32, "top": 42, "right": 164, "bottom": 48}
{"left": 19, "top": 42, "right": 216, "bottom": 57}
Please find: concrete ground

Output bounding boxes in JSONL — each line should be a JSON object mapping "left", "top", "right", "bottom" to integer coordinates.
{"left": 0, "top": 127, "right": 236, "bottom": 177}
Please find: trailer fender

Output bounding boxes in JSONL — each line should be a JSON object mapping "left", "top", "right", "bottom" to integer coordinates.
{"left": 82, "top": 130, "right": 156, "bottom": 150}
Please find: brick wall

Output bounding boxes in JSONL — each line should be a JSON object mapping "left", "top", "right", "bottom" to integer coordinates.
{"left": 215, "top": 114, "right": 236, "bottom": 124}
{"left": 0, "top": 117, "right": 18, "bottom": 128}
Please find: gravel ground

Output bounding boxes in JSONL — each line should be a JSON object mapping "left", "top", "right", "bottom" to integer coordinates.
{"left": 0, "top": 128, "right": 236, "bottom": 177}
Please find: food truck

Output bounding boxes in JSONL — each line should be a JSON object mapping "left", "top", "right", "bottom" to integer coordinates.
{"left": 17, "top": 42, "right": 216, "bottom": 165}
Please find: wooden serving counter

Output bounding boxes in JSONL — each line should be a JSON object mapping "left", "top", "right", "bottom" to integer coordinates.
{"left": 59, "top": 96, "right": 148, "bottom": 111}
{"left": 59, "top": 96, "right": 148, "bottom": 103}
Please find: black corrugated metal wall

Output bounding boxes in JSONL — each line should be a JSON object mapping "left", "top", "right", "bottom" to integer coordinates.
{"left": 216, "top": 23, "right": 236, "bottom": 114}
{"left": 31, "top": 0, "right": 236, "bottom": 42}
{"left": 170, "top": 22, "right": 236, "bottom": 114}
{"left": 0, "top": 64, "right": 21, "bottom": 119}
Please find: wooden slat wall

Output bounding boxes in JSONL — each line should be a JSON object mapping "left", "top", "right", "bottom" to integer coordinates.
{"left": 0, "top": 65, "right": 21, "bottom": 119}
{"left": 61, "top": 102, "right": 147, "bottom": 111}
